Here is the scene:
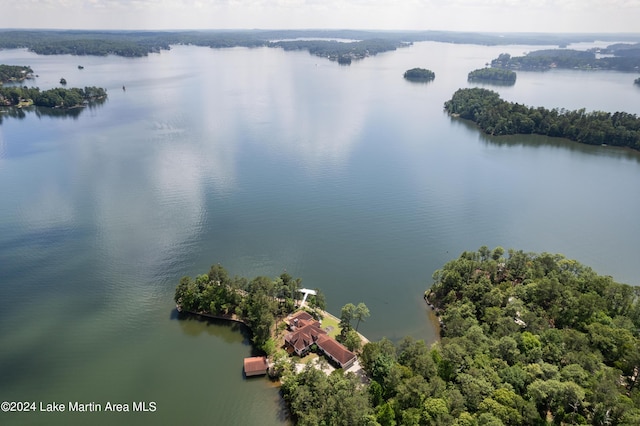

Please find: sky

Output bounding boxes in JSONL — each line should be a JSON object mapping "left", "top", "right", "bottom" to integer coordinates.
{"left": 1, "top": 0, "right": 640, "bottom": 33}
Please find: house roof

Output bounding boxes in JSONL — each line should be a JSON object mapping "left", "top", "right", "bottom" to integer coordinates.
{"left": 243, "top": 356, "right": 268, "bottom": 375}
{"left": 284, "top": 310, "right": 356, "bottom": 367}
{"left": 316, "top": 334, "right": 356, "bottom": 366}
{"left": 284, "top": 322, "right": 327, "bottom": 353}
{"left": 289, "top": 310, "right": 315, "bottom": 324}
{"left": 288, "top": 310, "right": 321, "bottom": 332}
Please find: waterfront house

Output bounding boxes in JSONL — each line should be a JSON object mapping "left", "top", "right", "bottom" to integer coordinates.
{"left": 284, "top": 310, "right": 357, "bottom": 369}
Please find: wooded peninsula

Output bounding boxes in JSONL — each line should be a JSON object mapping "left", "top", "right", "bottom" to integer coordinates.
{"left": 283, "top": 248, "right": 640, "bottom": 425}
{"left": 174, "top": 265, "right": 327, "bottom": 353}
{"left": 444, "top": 88, "right": 640, "bottom": 151}
{"left": 0, "top": 85, "right": 107, "bottom": 109}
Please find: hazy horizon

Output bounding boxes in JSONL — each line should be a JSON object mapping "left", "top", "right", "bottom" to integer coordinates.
{"left": 2, "top": 1, "right": 639, "bottom": 34}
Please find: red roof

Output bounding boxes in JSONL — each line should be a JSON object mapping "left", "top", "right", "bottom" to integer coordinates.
{"left": 243, "top": 356, "right": 268, "bottom": 376}
{"left": 284, "top": 310, "right": 356, "bottom": 368}
{"left": 290, "top": 311, "right": 314, "bottom": 323}
{"left": 284, "top": 322, "right": 327, "bottom": 354}
{"left": 316, "top": 335, "right": 356, "bottom": 367}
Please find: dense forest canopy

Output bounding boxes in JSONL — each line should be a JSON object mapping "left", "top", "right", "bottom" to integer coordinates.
{"left": 282, "top": 248, "right": 640, "bottom": 425}
{"left": 491, "top": 48, "right": 640, "bottom": 72}
{"left": 404, "top": 68, "right": 436, "bottom": 81}
{"left": 444, "top": 88, "right": 640, "bottom": 150}
{"left": 467, "top": 67, "right": 516, "bottom": 84}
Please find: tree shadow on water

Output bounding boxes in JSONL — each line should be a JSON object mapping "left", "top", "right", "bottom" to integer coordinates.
{"left": 0, "top": 99, "right": 106, "bottom": 124}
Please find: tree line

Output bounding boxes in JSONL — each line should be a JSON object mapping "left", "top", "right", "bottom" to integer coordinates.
{"left": 174, "top": 264, "right": 325, "bottom": 353}
{"left": 5, "top": 30, "right": 639, "bottom": 61}
{"left": 0, "top": 85, "right": 107, "bottom": 108}
{"left": 280, "top": 248, "right": 640, "bottom": 425}
{"left": 0, "top": 30, "right": 172, "bottom": 57}
{"left": 0, "top": 30, "right": 405, "bottom": 61}
{"left": 444, "top": 87, "right": 640, "bottom": 150}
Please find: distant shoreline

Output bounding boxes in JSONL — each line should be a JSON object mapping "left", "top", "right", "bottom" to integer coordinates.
{"left": 2, "top": 29, "right": 640, "bottom": 60}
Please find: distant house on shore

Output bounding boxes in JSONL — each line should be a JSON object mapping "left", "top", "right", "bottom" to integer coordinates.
{"left": 243, "top": 356, "right": 268, "bottom": 377}
{"left": 284, "top": 310, "right": 357, "bottom": 369}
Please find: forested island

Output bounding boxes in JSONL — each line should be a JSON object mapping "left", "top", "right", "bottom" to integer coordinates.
{"left": 491, "top": 48, "right": 640, "bottom": 72}
{"left": 467, "top": 67, "right": 516, "bottom": 85}
{"left": 635, "top": 77, "right": 640, "bottom": 86}
{"left": 280, "top": 248, "right": 640, "bottom": 425}
{"left": 403, "top": 68, "right": 435, "bottom": 81}
{"left": 444, "top": 88, "right": 640, "bottom": 150}
{"left": 0, "top": 85, "right": 107, "bottom": 109}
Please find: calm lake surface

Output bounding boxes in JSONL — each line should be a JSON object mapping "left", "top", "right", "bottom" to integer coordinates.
{"left": 1, "top": 41, "right": 639, "bottom": 425}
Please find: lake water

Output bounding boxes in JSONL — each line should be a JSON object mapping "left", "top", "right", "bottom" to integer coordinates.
{"left": 1, "top": 41, "right": 639, "bottom": 425}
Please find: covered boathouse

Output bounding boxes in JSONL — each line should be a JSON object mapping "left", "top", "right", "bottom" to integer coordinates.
{"left": 243, "top": 356, "right": 268, "bottom": 377}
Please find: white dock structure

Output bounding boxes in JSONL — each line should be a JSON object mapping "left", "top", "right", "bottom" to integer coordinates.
{"left": 298, "top": 288, "right": 317, "bottom": 306}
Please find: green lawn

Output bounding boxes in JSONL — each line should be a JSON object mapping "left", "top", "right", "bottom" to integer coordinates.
{"left": 293, "top": 353, "right": 319, "bottom": 365}
{"left": 320, "top": 314, "right": 341, "bottom": 339}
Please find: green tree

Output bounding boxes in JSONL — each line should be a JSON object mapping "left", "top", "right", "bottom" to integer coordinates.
{"left": 340, "top": 303, "right": 356, "bottom": 331}
{"left": 308, "top": 287, "right": 326, "bottom": 311}
{"left": 423, "top": 397, "right": 451, "bottom": 424}
{"left": 343, "top": 329, "right": 363, "bottom": 352}
{"left": 354, "top": 302, "right": 370, "bottom": 331}
{"left": 376, "top": 402, "right": 396, "bottom": 426}
{"left": 397, "top": 337, "right": 437, "bottom": 378}
{"left": 174, "top": 275, "right": 197, "bottom": 311}
{"left": 208, "top": 263, "right": 230, "bottom": 285}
